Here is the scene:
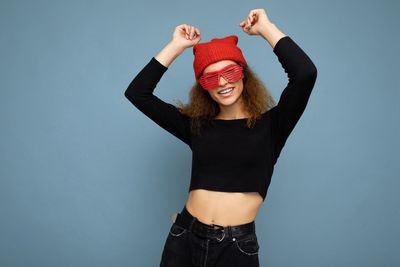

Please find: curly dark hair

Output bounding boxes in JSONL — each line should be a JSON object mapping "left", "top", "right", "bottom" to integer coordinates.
{"left": 174, "top": 63, "right": 276, "bottom": 136}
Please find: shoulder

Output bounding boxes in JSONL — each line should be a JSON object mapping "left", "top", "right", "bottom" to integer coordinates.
{"left": 261, "top": 106, "right": 277, "bottom": 119}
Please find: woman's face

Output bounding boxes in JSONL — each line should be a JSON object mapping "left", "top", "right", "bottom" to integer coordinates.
{"left": 201, "top": 60, "right": 244, "bottom": 107}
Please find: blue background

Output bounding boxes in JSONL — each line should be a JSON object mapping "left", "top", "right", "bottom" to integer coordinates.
{"left": 1, "top": 0, "right": 399, "bottom": 266}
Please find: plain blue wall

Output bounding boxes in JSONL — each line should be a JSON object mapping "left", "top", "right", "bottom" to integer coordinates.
{"left": 1, "top": 0, "right": 399, "bottom": 266}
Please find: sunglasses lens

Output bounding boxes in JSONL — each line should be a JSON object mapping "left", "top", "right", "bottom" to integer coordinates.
{"left": 222, "top": 65, "right": 242, "bottom": 81}
{"left": 199, "top": 65, "right": 243, "bottom": 90}
{"left": 200, "top": 74, "right": 218, "bottom": 90}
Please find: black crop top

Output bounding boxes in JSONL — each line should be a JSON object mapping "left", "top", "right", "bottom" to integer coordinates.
{"left": 124, "top": 36, "right": 317, "bottom": 201}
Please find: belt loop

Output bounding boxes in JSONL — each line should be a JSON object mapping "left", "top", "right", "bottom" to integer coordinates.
{"left": 227, "top": 226, "right": 232, "bottom": 239}
{"left": 188, "top": 216, "right": 196, "bottom": 232}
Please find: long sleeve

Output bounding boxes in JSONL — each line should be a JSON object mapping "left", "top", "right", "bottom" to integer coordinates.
{"left": 270, "top": 36, "right": 318, "bottom": 162}
{"left": 124, "top": 57, "right": 192, "bottom": 147}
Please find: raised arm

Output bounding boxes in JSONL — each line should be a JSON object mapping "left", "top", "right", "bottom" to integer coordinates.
{"left": 124, "top": 55, "right": 192, "bottom": 147}
{"left": 124, "top": 24, "right": 202, "bottom": 148}
{"left": 269, "top": 34, "right": 318, "bottom": 161}
{"left": 239, "top": 9, "right": 318, "bottom": 161}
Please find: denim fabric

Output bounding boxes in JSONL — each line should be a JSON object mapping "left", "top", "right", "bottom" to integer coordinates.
{"left": 160, "top": 205, "right": 260, "bottom": 267}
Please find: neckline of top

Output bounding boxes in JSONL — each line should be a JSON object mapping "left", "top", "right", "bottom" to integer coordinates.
{"left": 212, "top": 117, "right": 248, "bottom": 122}
{"left": 211, "top": 110, "right": 270, "bottom": 122}
{"left": 213, "top": 117, "right": 248, "bottom": 121}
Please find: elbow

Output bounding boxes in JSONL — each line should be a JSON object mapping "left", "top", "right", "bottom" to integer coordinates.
{"left": 124, "top": 87, "right": 138, "bottom": 102}
{"left": 124, "top": 89, "right": 133, "bottom": 103}
{"left": 308, "top": 68, "right": 317, "bottom": 85}
{"left": 299, "top": 63, "right": 317, "bottom": 84}
{"left": 124, "top": 87, "right": 149, "bottom": 108}
{"left": 310, "top": 64, "right": 318, "bottom": 80}
{"left": 305, "top": 60, "right": 317, "bottom": 79}
{"left": 124, "top": 88, "right": 139, "bottom": 106}
{"left": 291, "top": 64, "right": 317, "bottom": 93}
{"left": 124, "top": 88, "right": 131, "bottom": 100}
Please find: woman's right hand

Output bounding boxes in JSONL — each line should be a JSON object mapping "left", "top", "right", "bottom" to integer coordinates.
{"left": 170, "top": 24, "right": 201, "bottom": 51}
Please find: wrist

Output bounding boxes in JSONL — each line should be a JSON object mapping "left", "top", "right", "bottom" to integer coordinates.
{"left": 258, "top": 22, "right": 277, "bottom": 39}
{"left": 167, "top": 41, "right": 185, "bottom": 56}
{"left": 258, "top": 23, "right": 287, "bottom": 49}
{"left": 155, "top": 41, "right": 185, "bottom": 68}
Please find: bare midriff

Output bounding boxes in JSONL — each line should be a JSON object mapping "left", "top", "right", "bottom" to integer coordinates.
{"left": 185, "top": 189, "right": 263, "bottom": 227}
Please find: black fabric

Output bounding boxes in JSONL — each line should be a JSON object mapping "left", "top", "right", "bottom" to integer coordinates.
{"left": 160, "top": 207, "right": 260, "bottom": 266}
{"left": 176, "top": 205, "right": 256, "bottom": 241}
{"left": 124, "top": 36, "right": 317, "bottom": 201}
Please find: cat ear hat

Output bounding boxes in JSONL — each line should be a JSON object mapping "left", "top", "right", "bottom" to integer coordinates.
{"left": 192, "top": 35, "right": 248, "bottom": 80}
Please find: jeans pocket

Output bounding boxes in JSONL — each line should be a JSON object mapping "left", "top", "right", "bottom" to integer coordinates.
{"left": 169, "top": 223, "right": 187, "bottom": 237}
{"left": 234, "top": 233, "right": 260, "bottom": 256}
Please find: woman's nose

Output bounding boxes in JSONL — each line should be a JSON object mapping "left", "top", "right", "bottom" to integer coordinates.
{"left": 219, "top": 76, "right": 228, "bottom": 86}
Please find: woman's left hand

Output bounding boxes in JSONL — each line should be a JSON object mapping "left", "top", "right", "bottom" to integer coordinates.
{"left": 239, "top": 8, "right": 272, "bottom": 36}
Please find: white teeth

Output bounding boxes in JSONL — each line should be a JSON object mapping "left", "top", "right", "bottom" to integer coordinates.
{"left": 218, "top": 87, "right": 233, "bottom": 94}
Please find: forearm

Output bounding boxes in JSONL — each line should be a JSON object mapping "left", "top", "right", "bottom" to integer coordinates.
{"left": 154, "top": 41, "right": 185, "bottom": 68}
{"left": 259, "top": 22, "right": 287, "bottom": 49}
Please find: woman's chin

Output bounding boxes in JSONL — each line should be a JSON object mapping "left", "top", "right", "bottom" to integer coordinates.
{"left": 216, "top": 95, "right": 241, "bottom": 106}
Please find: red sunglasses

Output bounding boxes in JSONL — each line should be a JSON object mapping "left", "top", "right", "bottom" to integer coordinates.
{"left": 198, "top": 64, "right": 244, "bottom": 90}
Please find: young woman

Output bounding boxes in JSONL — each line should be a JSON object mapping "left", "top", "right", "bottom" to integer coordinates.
{"left": 125, "top": 8, "right": 317, "bottom": 267}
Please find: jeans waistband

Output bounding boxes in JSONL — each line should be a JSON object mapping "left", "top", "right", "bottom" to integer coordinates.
{"left": 174, "top": 205, "right": 256, "bottom": 242}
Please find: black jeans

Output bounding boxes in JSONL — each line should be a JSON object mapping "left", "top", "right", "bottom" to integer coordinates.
{"left": 160, "top": 205, "right": 260, "bottom": 267}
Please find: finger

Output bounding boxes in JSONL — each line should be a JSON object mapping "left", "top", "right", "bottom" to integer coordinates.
{"left": 241, "top": 21, "right": 248, "bottom": 31}
{"left": 187, "top": 26, "right": 192, "bottom": 39}
{"left": 183, "top": 24, "right": 189, "bottom": 38}
{"left": 250, "top": 9, "right": 257, "bottom": 18}
{"left": 242, "top": 23, "right": 249, "bottom": 33}
{"left": 190, "top": 26, "right": 195, "bottom": 39}
{"left": 180, "top": 25, "right": 187, "bottom": 37}
{"left": 188, "top": 28, "right": 193, "bottom": 39}
{"left": 185, "top": 25, "right": 190, "bottom": 39}
{"left": 250, "top": 10, "right": 258, "bottom": 22}
{"left": 195, "top": 28, "right": 201, "bottom": 38}
{"left": 250, "top": 13, "right": 257, "bottom": 23}
{"left": 249, "top": 12, "right": 257, "bottom": 24}
{"left": 179, "top": 24, "right": 186, "bottom": 32}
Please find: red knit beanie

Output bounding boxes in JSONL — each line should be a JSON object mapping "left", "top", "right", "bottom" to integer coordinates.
{"left": 193, "top": 35, "right": 248, "bottom": 80}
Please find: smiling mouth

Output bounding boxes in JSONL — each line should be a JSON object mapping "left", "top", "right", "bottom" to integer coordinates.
{"left": 217, "top": 87, "right": 234, "bottom": 95}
